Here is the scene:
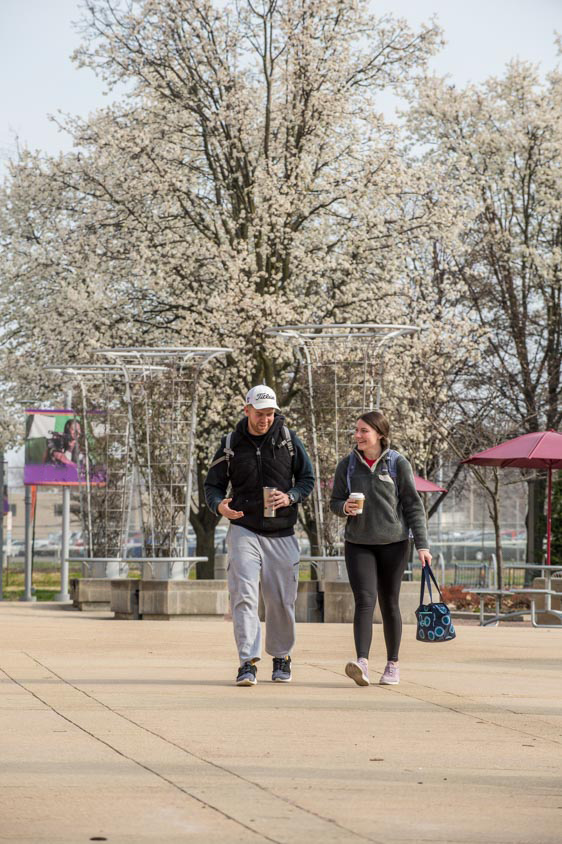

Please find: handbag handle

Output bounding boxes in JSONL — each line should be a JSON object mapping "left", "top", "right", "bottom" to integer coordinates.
{"left": 419, "top": 564, "right": 443, "bottom": 605}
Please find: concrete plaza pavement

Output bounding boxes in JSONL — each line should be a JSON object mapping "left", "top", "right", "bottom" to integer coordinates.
{"left": 0, "top": 602, "right": 561, "bottom": 844}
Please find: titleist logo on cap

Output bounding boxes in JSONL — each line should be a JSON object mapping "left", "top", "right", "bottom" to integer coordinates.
{"left": 245, "top": 385, "right": 280, "bottom": 409}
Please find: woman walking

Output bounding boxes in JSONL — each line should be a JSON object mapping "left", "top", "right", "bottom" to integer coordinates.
{"left": 330, "top": 411, "right": 431, "bottom": 686}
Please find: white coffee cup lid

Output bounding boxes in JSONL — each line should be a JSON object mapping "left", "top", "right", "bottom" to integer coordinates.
{"left": 349, "top": 492, "right": 365, "bottom": 498}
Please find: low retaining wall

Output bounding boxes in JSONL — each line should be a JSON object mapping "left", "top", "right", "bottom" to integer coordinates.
{"left": 323, "top": 581, "right": 420, "bottom": 624}
{"left": 532, "top": 577, "right": 562, "bottom": 614}
{"left": 110, "top": 579, "right": 228, "bottom": 620}
{"left": 322, "top": 581, "right": 354, "bottom": 623}
{"left": 71, "top": 578, "right": 113, "bottom": 611}
{"left": 108, "top": 577, "right": 419, "bottom": 622}
{"left": 374, "top": 582, "right": 420, "bottom": 625}
{"left": 258, "top": 581, "right": 324, "bottom": 623}
{"left": 140, "top": 580, "right": 229, "bottom": 619}
{"left": 111, "top": 580, "right": 141, "bottom": 619}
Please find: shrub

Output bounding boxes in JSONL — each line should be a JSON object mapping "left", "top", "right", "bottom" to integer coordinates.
{"left": 440, "top": 586, "right": 530, "bottom": 612}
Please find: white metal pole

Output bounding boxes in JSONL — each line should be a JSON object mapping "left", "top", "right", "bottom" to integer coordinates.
{"left": 79, "top": 380, "right": 94, "bottom": 557}
{"left": 121, "top": 368, "right": 139, "bottom": 559}
{"left": 437, "top": 552, "right": 446, "bottom": 587}
{"left": 6, "top": 512, "right": 12, "bottom": 564}
{"left": 21, "top": 484, "right": 35, "bottom": 601}
{"left": 302, "top": 343, "right": 325, "bottom": 555}
{"left": 183, "top": 369, "right": 199, "bottom": 558}
{"left": 55, "top": 391, "right": 72, "bottom": 602}
{"left": 54, "top": 486, "right": 71, "bottom": 602}
{"left": 0, "top": 452, "right": 4, "bottom": 601}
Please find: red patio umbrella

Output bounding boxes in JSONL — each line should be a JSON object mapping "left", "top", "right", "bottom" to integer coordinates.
{"left": 462, "top": 430, "right": 562, "bottom": 565}
{"left": 414, "top": 475, "right": 447, "bottom": 493}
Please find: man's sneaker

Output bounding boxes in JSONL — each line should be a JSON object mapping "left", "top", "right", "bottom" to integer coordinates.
{"left": 236, "top": 661, "right": 257, "bottom": 686}
{"left": 345, "top": 658, "right": 370, "bottom": 686}
{"left": 379, "top": 661, "right": 399, "bottom": 685}
{"left": 272, "top": 656, "right": 292, "bottom": 682}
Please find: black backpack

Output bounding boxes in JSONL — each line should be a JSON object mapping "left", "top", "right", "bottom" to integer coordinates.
{"left": 210, "top": 425, "right": 295, "bottom": 476}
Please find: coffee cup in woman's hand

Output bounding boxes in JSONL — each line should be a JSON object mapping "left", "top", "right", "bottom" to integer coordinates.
{"left": 345, "top": 493, "right": 365, "bottom": 516}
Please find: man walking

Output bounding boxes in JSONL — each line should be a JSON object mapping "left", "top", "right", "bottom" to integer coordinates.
{"left": 205, "top": 385, "right": 314, "bottom": 686}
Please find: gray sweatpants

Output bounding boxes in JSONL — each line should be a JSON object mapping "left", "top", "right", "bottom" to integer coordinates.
{"left": 227, "top": 524, "right": 300, "bottom": 664}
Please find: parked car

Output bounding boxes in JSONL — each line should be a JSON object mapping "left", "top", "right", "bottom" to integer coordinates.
{"left": 214, "top": 526, "right": 228, "bottom": 554}
{"left": 4, "top": 539, "right": 25, "bottom": 557}
{"left": 45, "top": 532, "right": 62, "bottom": 553}
{"left": 142, "top": 531, "right": 197, "bottom": 557}
{"left": 125, "top": 540, "right": 144, "bottom": 558}
{"left": 32, "top": 538, "right": 53, "bottom": 555}
{"left": 297, "top": 535, "right": 311, "bottom": 555}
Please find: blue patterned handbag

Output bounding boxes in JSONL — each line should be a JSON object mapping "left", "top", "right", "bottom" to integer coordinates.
{"left": 416, "top": 565, "right": 456, "bottom": 642}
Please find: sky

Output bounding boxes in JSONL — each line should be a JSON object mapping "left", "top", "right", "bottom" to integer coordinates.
{"left": 0, "top": 0, "right": 560, "bottom": 170}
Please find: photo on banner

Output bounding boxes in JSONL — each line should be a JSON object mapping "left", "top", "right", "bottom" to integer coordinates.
{"left": 24, "top": 409, "right": 106, "bottom": 486}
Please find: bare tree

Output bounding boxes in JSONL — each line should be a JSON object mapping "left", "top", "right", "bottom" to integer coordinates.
{"left": 408, "top": 60, "right": 562, "bottom": 560}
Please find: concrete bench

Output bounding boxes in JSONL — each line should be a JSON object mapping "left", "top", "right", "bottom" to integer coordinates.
{"left": 110, "top": 579, "right": 229, "bottom": 620}
{"left": 528, "top": 577, "right": 562, "bottom": 611}
{"left": 70, "top": 559, "right": 129, "bottom": 610}
{"left": 71, "top": 577, "right": 113, "bottom": 611}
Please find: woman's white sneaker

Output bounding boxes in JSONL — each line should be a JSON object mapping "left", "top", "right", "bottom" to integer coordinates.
{"left": 345, "top": 658, "right": 370, "bottom": 686}
{"left": 379, "top": 661, "right": 399, "bottom": 685}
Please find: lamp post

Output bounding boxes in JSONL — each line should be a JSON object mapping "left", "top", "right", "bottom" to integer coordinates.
{"left": 0, "top": 450, "right": 4, "bottom": 601}
{"left": 54, "top": 390, "right": 73, "bottom": 603}
{"left": 21, "top": 483, "right": 35, "bottom": 601}
{"left": 19, "top": 399, "right": 41, "bottom": 602}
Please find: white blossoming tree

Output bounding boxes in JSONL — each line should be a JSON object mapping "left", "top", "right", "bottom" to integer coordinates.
{"left": 1, "top": 0, "right": 488, "bottom": 572}
{"left": 406, "top": 59, "right": 562, "bottom": 563}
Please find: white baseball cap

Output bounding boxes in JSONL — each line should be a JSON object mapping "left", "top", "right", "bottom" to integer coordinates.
{"left": 245, "top": 385, "right": 279, "bottom": 410}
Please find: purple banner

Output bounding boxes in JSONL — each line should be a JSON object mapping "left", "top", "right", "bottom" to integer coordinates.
{"left": 23, "top": 464, "right": 106, "bottom": 486}
{"left": 24, "top": 409, "right": 106, "bottom": 487}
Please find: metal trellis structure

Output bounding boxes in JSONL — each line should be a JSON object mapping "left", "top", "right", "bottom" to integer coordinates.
{"left": 266, "top": 324, "right": 420, "bottom": 555}
{"left": 48, "top": 346, "right": 232, "bottom": 582}
{"left": 96, "top": 347, "right": 232, "bottom": 563}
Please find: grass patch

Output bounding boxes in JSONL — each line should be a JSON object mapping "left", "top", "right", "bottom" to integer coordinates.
{"left": 1, "top": 569, "right": 82, "bottom": 600}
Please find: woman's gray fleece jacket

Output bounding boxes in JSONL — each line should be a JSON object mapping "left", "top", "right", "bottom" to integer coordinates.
{"left": 329, "top": 447, "right": 429, "bottom": 549}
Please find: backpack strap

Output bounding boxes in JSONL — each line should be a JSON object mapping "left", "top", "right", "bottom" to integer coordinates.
{"left": 383, "top": 449, "right": 413, "bottom": 538}
{"left": 209, "top": 432, "right": 234, "bottom": 474}
{"left": 384, "top": 449, "right": 399, "bottom": 483}
{"left": 382, "top": 449, "right": 402, "bottom": 505}
{"left": 346, "top": 450, "right": 357, "bottom": 494}
{"left": 223, "top": 431, "right": 234, "bottom": 476}
{"left": 278, "top": 425, "right": 295, "bottom": 458}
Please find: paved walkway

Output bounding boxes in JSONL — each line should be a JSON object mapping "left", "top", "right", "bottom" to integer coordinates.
{"left": 0, "top": 602, "right": 560, "bottom": 843}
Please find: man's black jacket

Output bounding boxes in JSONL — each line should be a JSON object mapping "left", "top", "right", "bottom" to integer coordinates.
{"left": 204, "top": 414, "right": 315, "bottom": 537}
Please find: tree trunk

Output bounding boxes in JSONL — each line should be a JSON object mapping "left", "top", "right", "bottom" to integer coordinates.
{"left": 194, "top": 524, "right": 218, "bottom": 580}
{"left": 298, "top": 504, "right": 320, "bottom": 580}
{"left": 527, "top": 476, "right": 546, "bottom": 561}
{"left": 492, "top": 506, "right": 504, "bottom": 597}
{"left": 190, "top": 485, "right": 220, "bottom": 579}
{"left": 525, "top": 477, "right": 546, "bottom": 584}
{"left": 551, "top": 472, "right": 562, "bottom": 567}
{"left": 486, "top": 471, "right": 503, "bottom": 598}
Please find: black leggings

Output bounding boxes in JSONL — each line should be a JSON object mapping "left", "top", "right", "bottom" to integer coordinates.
{"left": 344, "top": 540, "right": 410, "bottom": 662}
